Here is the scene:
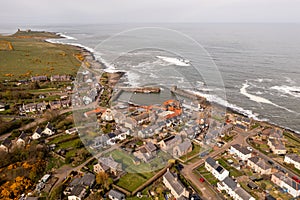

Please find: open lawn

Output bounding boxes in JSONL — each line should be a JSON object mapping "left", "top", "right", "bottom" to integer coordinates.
{"left": 217, "top": 157, "right": 244, "bottom": 177}
{"left": 0, "top": 32, "right": 81, "bottom": 81}
{"left": 107, "top": 149, "right": 169, "bottom": 173}
{"left": 197, "top": 165, "right": 219, "bottom": 186}
{"left": 116, "top": 172, "right": 155, "bottom": 192}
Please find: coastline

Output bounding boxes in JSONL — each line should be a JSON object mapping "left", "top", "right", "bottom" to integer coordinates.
{"left": 47, "top": 31, "right": 300, "bottom": 135}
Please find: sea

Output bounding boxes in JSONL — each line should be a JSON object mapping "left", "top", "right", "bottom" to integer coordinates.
{"left": 1, "top": 23, "right": 300, "bottom": 133}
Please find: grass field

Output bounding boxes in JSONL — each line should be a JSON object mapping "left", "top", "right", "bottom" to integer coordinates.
{"left": 116, "top": 172, "right": 155, "bottom": 192}
{"left": 0, "top": 31, "right": 81, "bottom": 81}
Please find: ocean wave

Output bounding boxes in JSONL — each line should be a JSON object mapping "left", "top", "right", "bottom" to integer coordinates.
{"left": 271, "top": 85, "right": 300, "bottom": 98}
{"left": 45, "top": 38, "right": 95, "bottom": 53}
{"left": 189, "top": 90, "right": 262, "bottom": 120}
{"left": 241, "top": 81, "right": 298, "bottom": 114}
{"left": 56, "top": 32, "right": 77, "bottom": 40}
{"left": 156, "top": 56, "right": 191, "bottom": 67}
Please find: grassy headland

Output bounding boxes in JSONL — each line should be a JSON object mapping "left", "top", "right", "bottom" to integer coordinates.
{"left": 0, "top": 30, "right": 81, "bottom": 81}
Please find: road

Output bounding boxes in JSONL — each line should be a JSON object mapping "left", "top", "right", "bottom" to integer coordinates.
{"left": 181, "top": 128, "right": 259, "bottom": 200}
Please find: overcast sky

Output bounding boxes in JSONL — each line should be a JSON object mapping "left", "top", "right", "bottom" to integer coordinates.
{"left": 1, "top": 0, "right": 300, "bottom": 25}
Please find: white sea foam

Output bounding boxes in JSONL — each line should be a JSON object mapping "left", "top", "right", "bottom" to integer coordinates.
{"left": 271, "top": 85, "right": 300, "bottom": 98}
{"left": 190, "top": 90, "right": 262, "bottom": 120}
{"left": 45, "top": 39, "right": 95, "bottom": 53}
{"left": 241, "top": 81, "right": 298, "bottom": 114}
{"left": 156, "top": 56, "right": 191, "bottom": 67}
{"left": 56, "top": 32, "right": 77, "bottom": 40}
{"left": 123, "top": 71, "right": 140, "bottom": 87}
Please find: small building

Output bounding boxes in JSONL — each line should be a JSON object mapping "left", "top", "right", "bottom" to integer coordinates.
{"left": 49, "top": 100, "right": 61, "bottom": 110}
{"left": 67, "top": 185, "right": 86, "bottom": 200}
{"left": 217, "top": 177, "right": 255, "bottom": 200}
{"left": 285, "top": 154, "right": 300, "bottom": 170}
{"left": 124, "top": 117, "right": 137, "bottom": 130}
{"left": 108, "top": 189, "right": 126, "bottom": 200}
{"left": 16, "top": 131, "right": 29, "bottom": 147}
{"left": 159, "top": 135, "right": 182, "bottom": 152}
{"left": 133, "top": 142, "right": 157, "bottom": 162}
{"left": 0, "top": 138, "right": 12, "bottom": 152}
{"left": 230, "top": 144, "right": 252, "bottom": 161}
{"left": 31, "top": 75, "right": 48, "bottom": 82}
{"left": 65, "top": 127, "right": 78, "bottom": 135}
{"left": 205, "top": 157, "right": 229, "bottom": 181}
{"left": 267, "top": 138, "right": 286, "bottom": 155}
{"left": 173, "top": 139, "right": 192, "bottom": 158}
{"left": 247, "top": 157, "right": 272, "bottom": 175}
{"left": 0, "top": 102, "right": 8, "bottom": 111}
{"left": 94, "top": 156, "right": 122, "bottom": 175}
{"left": 271, "top": 171, "right": 300, "bottom": 198}
{"left": 101, "top": 109, "right": 114, "bottom": 122}
{"left": 163, "top": 169, "right": 189, "bottom": 198}
{"left": 32, "top": 127, "right": 43, "bottom": 140}
{"left": 43, "top": 122, "right": 55, "bottom": 136}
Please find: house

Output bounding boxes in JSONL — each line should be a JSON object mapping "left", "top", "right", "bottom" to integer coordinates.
{"left": 0, "top": 138, "right": 12, "bottom": 152}
{"left": 133, "top": 142, "right": 157, "bottom": 162}
{"left": 112, "top": 110, "right": 126, "bottom": 124}
{"left": 43, "top": 122, "right": 55, "bottom": 136}
{"left": 124, "top": 117, "right": 137, "bottom": 130}
{"left": 221, "top": 124, "right": 234, "bottom": 135}
{"left": 50, "top": 74, "right": 72, "bottom": 82}
{"left": 173, "top": 139, "right": 192, "bottom": 158}
{"left": 20, "top": 103, "right": 37, "bottom": 113}
{"left": 49, "top": 100, "right": 61, "bottom": 110}
{"left": 230, "top": 144, "right": 252, "bottom": 161}
{"left": 67, "top": 185, "right": 86, "bottom": 200}
{"left": 132, "top": 112, "right": 149, "bottom": 125}
{"left": 36, "top": 102, "right": 47, "bottom": 112}
{"left": 32, "top": 127, "right": 43, "bottom": 140}
{"left": 0, "top": 102, "right": 8, "bottom": 111}
{"left": 163, "top": 169, "right": 189, "bottom": 198}
{"left": 267, "top": 138, "right": 286, "bottom": 155}
{"left": 284, "top": 154, "right": 300, "bottom": 170}
{"left": 80, "top": 173, "right": 95, "bottom": 187}
{"left": 16, "top": 131, "right": 29, "bottom": 147}
{"left": 217, "top": 177, "right": 255, "bottom": 200}
{"left": 91, "top": 135, "right": 109, "bottom": 149}
{"left": 101, "top": 109, "right": 114, "bottom": 122}
{"left": 31, "top": 75, "right": 48, "bottom": 82}
{"left": 94, "top": 156, "right": 122, "bottom": 175}
{"left": 271, "top": 171, "right": 300, "bottom": 197}
{"left": 247, "top": 157, "right": 272, "bottom": 175}
{"left": 159, "top": 135, "right": 182, "bottom": 152}
{"left": 205, "top": 157, "right": 229, "bottom": 181}
{"left": 108, "top": 189, "right": 126, "bottom": 200}
{"left": 66, "top": 127, "right": 78, "bottom": 135}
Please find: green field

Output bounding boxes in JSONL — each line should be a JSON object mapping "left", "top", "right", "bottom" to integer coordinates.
{"left": 0, "top": 31, "right": 81, "bottom": 81}
{"left": 116, "top": 172, "right": 155, "bottom": 192}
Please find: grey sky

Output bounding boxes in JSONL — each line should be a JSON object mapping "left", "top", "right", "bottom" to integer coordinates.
{"left": 1, "top": 0, "right": 300, "bottom": 24}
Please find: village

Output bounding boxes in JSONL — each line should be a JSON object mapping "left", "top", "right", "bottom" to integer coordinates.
{"left": 1, "top": 31, "right": 300, "bottom": 200}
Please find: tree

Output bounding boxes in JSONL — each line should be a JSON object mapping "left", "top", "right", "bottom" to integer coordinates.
{"left": 96, "top": 172, "right": 113, "bottom": 191}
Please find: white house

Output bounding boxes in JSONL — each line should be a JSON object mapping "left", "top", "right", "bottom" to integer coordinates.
{"left": 247, "top": 157, "right": 272, "bottom": 175}
{"left": 0, "top": 138, "right": 12, "bottom": 153}
{"left": 163, "top": 169, "right": 189, "bottom": 198}
{"left": 218, "top": 177, "right": 255, "bottom": 200}
{"left": 16, "top": 132, "right": 28, "bottom": 147}
{"left": 230, "top": 144, "right": 252, "bottom": 161}
{"left": 268, "top": 138, "right": 287, "bottom": 155}
{"left": 271, "top": 171, "right": 300, "bottom": 198}
{"left": 284, "top": 154, "right": 300, "bottom": 170}
{"left": 67, "top": 185, "right": 86, "bottom": 200}
{"left": 43, "top": 122, "right": 55, "bottom": 136}
{"left": 65, "top": 127, "right": 78, "bottom": 135}
{"left": 205, "top": 157, "right": 229, "bottom": 181}
{"left": 32, "top": 127, "right": 43, "bottom": 140}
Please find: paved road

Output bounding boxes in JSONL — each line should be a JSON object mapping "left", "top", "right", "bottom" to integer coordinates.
{"left": 181, "top": 128, "right": 259, "bottom": 200}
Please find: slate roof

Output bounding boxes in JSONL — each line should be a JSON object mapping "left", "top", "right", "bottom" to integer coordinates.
{"left": 223, "top": 177, "right": 237, "bottom": 190}
{"left": 248, "top": 157, "right": 271, "bottom": 170}
{"left": 99, "top": 156, "right": 121, "bottom": 171}
{"left": 235, "top": 187, "right": 253, "bottom": 200}
{"left": 108, "top": 189, "right": 125, "bottom": 200}
{"left": 45, "top": 122, "right": 54, "bottom": 131}
{"left": 2, "top": 138, "right": 12, "bottom": 147}
{"left": 273, "top": 172, "right": 300, "bottom": 190}
{"left": 176, "top": 140, "right": 192, "bottom": 153}
{"left": 163, "top": 135, "right": 182, "bottom": 146}
{"left": 145, "top": 142, "right": 157, "bottom": 152}
{"left": 35, "top": 127, "right": 43, "bottom": 134}
{"left": 80, "top": 173, "right": 95, "bottom": 187}
{"left": 205, "top": 157, "right": 225, "bottom": 174}
{"left": 231, "top": 144, "right": 251, "bottom": 155}
{"left": 163, "top": 170, "right": 185, "bottom": 196}
{"left": 70, "top": 185, "right": 86, "bottom": 197}
{"left": 268, "top": 138, "right": 286, "bottom": 150}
